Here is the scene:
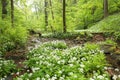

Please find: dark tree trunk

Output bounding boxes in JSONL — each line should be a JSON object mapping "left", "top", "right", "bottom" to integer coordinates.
{"left": 49, "top": 0, "right": 55, "bottom": 32}
{"left": 83, "top": 18, "right": 87, "bottom": 29}
{"left": 1, "top": 0, "right": 7, "bottom": 19}
{"left": 11, "top": 0, "right": 14, "bottom": 27}
{"left": 104, "top": 0, "right": 108, "bottom": 18}
{"left": 73, "top": 0, "right": 77, "bottom": 4}
{"left": 63, "top": 0, "right": 66, "bottom": 33}
{"left": 44, "top": 0, "right": 48, "bottom": 31}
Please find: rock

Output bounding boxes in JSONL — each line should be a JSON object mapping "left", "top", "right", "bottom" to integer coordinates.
{"left": 100, "top": 44, "right": 116, "bottom": 54}
{"left": 114, "top": 47, "right": 120, "bottom": 54}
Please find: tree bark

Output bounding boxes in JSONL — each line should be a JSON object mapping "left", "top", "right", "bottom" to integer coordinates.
{"left": 104, "top": 0, "right": 108, "bottom": 18}
{"left": 73, "top": 0, "right": 77, "bottom": 4}
{"left": 11, "top": 0, "right": 14, "bottom": 27}
{"left": 63, "top": 0, "right": 66, "bottom": 33}
{"left": 1, "top": 0, "right": 7, "bottom": 19}
{"left": 49, "top": 0, "right": 55, "bottom": 32}
{"left": 44, "top": 0, "right": 48, "bottom": 31}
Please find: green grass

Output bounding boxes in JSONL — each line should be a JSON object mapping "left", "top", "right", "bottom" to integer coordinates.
{"left": 89, "top": 13, "right": 120, "bottom": 32}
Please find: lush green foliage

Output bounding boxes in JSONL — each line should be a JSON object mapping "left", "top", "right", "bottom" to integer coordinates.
{"left": 15, "top": 41, "right": 109, "bottom": 80}
{"left": 89, "top": 13, "right": 120, "bottom": 32}
{"left": 113, "top": 32, "right": 120, "bottom": 41}
{"left": 41, "top": 41, "right": 67, "bottom": 49}
{"left": 0, "top": 0, "right": 29, "bottom": 55}
{"left": 14, "top": 0, "right": 120, "bottom": 32}
{"left": 44, "top": 32, "right": 93, "bottom": 40}
{"left": 0, "top": 58, "right": 16, "bottom": 79}
{"left": 0, "top": 21, "right": 28, "bottom": 55}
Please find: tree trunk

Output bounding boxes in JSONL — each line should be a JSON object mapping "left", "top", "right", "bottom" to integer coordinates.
{"left": 34, "top": 4, "right": 39, "bottom": 20}
{"left": 104, "top": 0, "right": 108, "bottom": 18}
{"left": 73, "top": 0, "right": 77, "bottom": 4}
{"left": 63, "top": 0, "right": 66, "bottom": 33}
{"left": 1, "top": 0, "right": 7, "bottom": 19}
{"left": 44, "top": 0, "right": 48, "bottom": 31}
{"left": 49, "top": 0, "right": 55, "bottom": 32}
{"left": 83, "top": 18, "right": 87, "bottom": 29}
{"left": 11, "top": 0, "right": 14, "bottom": 27}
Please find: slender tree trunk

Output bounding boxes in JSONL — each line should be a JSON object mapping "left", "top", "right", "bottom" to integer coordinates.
{"left": 104, "top": 0, "right": 108, "bottom": 18}
{"left": 11, "top": 0, "right": 14, "bottom": 27}
{"left": 63, "top": 0, "right": 66, "bottom": 33}
{"left": 1, "top": 0, "right": 7, "bottom": 19}
{"left": 73, "top": 0, "right": 77, "bottom": 4}
{"left": 49, "top": 0, "right": 55, "bottom": 32}
{"left": 83, "top": 18, "right": 87, "bottom": 29}
{"left": 35, "top": 5, "right": 39, "bottom": 20}
{"left": 44, "top": 0, "right": 48, "bottom": 31}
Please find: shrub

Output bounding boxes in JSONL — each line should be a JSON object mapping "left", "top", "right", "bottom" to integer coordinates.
{"left": 0, "top": 26, "right": 28, "bottom": 55}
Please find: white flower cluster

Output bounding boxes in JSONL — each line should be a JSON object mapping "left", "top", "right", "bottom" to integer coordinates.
{"left": 15, "top": 41, "right": 110, "bottom": 80}
{"left": 0, "top": 59, "right": 15, "bottom": 79}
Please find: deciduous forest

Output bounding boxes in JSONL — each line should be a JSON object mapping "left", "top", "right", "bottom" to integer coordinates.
{"left": 0, "top": 0, "right": 120, "bottom": 80}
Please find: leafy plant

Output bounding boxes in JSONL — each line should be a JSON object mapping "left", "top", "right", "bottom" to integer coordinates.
{"left": 0, "top": 58, "right": 17, "bottom": 79}
{"left": 0, "top": 26, "right": 28, "bottom": 56}
{"left": 42, "top": 41, "right": 67, "bottom": 49}
{"left": 89, "top": 13, "right": 120, "bottom": 32}
{"left": 104, "top": 39, "right": 117, "bottom": 45}
{"left": 15, "top": 41, "right": 109, "bottom": 80}
{"left": 113, "top": 32, "right": 120, "bottom": 41}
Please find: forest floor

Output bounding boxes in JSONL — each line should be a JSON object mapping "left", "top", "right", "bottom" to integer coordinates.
{"left": 4, "top": 34, "right": 120, "bottom": 79}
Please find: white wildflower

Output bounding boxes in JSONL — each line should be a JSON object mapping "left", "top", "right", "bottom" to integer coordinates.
{"left": 29, "top": 73, "right": 32, "bottom": 77}
{"left": 41, "top": 77, "right": 45, "bottom": 80}
{"left": 112, "top": 75, "right": 117, "bottom": 80}
{"left": 16, "top": 72, "right": 19, "bottom": 75}
{"left": 81, "top": 58, "right": 86, "bottom": 61}
{"left": 58, "top": 70, "right": 62, "bottom": 74}
{"left": 69, "top": 64, "right": 73, "bottom": 67}
{"left": 27, "top": 69, "right": 30, "bottom": 72}
{"left": 74, "top": 75, "right": 77, "bottom": 78}
{"left": 51, "top": 76, "right": 57, "bottom": 80}
{"left": 57, "top": 61, "right": 61, "bottom": 64}
{"left": 45, "top": 74, "right": 50, "bottom": 78}
{"left": 59, "top": 77, "right": 64, "bottom": 80}
{"left": 104, "top": 67, "right": 108, "bottom": 70}
{"left": 80, "top": 64, "right": 85, "bottom": 68}
{"left": 115, "top": 68, "right": 119, "bottom": 72}
{"left": 78, "top": 68, "right": 84, "bottom": 73}
{"left": 68, "top": 72, "right": 73, "bottom": 75}
{"left": 97, "top": 75, "right": 104, "bottom": 79}
{"left": 73, "top": 57, "right": 77, "bottom": 61}
{"left": 118, "top": 75, "right": 120, "bottom": 78}
{"left": 89, "top": 78, "right": 94, "bottom": 80}
{"left": 32, "top": 67, "right": 40, "bottom": 72}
